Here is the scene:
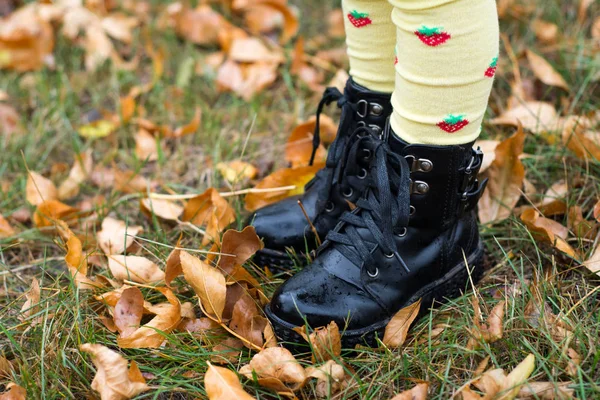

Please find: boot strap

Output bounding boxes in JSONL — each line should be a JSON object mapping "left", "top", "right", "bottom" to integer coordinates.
{"left": 458, "top": 147, "right": 486, "bottom": 214}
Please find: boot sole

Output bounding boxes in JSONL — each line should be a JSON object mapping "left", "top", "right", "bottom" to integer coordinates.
{"left": 265, "top": 241, "right": 485, "bottom": 349}
{"left": 253, "top": 248, "right": 306, "bottom": 272}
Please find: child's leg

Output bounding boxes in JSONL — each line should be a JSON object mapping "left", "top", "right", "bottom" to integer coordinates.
{"left": 388, "top": 0, "right": 499, "bottom": 145}
{"left": 342, "top": 0, "right": 396, "bottom": 92}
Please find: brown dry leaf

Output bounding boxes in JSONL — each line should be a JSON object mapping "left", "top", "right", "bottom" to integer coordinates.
{"left": 33, "top": 199, "right": 79, "bottom": 227}
{"left": 294, "top": 321, "right": 341, "bottom": 363}
{"left": 0, "top": 103, "right": 20, "bottom": 139}
{"left": 19, "top": 277, "right": 40, "bottom": 324}
{"left": 567, "top": 206, "right": 596, "bottom": 239}
{"left": 478, "top": 126, "right": 525, "bottom": 224}
{"left": 180, "top": 250, "right": 226, "bottom": 321}
{"left": 532, "top": 20, "right": 559, "bottom": 44}
{"left": 328, "top": 9, "right": 345, "bottom": 38}
{"left": 108, "top": 255, "right": 165, "bottom": 284}
{"left": 0, "top": 5, "right": 54, "bottom": 71}
{"left": 239, "top": 347, "right": 306, "bottom": 393}
{"left": 216, "top": 58, "right": 280, "bottom": 101}
{"left": 520, "top": 209, "right": 578, "bottom": 259}
{"left": 382, "top": 299, "right": 421, "bottom": 348}
{"left": 58, "top": 150, "right": 93, "bottom": 200}
{"left": 561, "top": 115, "right": 600, "bottom": 161}
{"left": 467, "top": 298, "right": 505, "bottom": 350}
{"left": 245, "top": 163, "right": 324, "bottom": 212}
{"left": 0, "top": 383, "right": 26, "bottom": 400}
{"left": 474, "top": 139, "right": 499, "bottom": 173}
{"left": 389, "top": 383, "right": 429, "bottom": 400}
{"left": 229, "top": 292, "right": 265, "bottom": 349}
{"left": 134, "top": 129, "right": 159, "bottom": 161}
{"left": 80, "top": 343, "right": 149, "bottom": 399}
{"left": 578, "top": 0, "right": 594, "bottom": 24}
{"left": 291, "top": 36, "right": 323, "bottom": 92}
{"left": 97, "top": 217, "right": 143, "bottom": 255}
{"left": 174, "top": 5, "right": 228, "bottom": 46}
{"left": 205, "top": 362, "right": 256, "bottom": 400}
{"left": 526, "top": 51, "right": 569, "bottom": 91}
{"left": 211, "top": 337, "right": 244, "bottom": 364}
{"left": 114, "top": 287, "right": 144, "bottom": 338}
{"left": 140, "top": 198, "right": 183, "bottom": 222}
{"left": 524, "top": 286, "right": 574, "bottom": 343}
{"left": 229, "top": 37, "right": 284, "bottom": 64}
{"left": 117, "top": 288, "right": 181, "bottom": 348}
{"left": 305, "top": 360, "right": 351, "bottom": 398}
{"left": 216, "top": 161, "right": 258, "bottom": 184}
{"left": 592, "top": 17, "right": 600, "bottom": 42}
{"left": 164, "top": 248, "right": 181, "bottom": 287}
{"left": 566, "top": 348, "right": 581, "bottom": 377}
{"left": 583, "top": 242, "right": 600, "bottom": 276}
{"left": 58, "top": 220, "right": 98, "bottom": 289}
{"left": 594, "top": 199, "right": 600, "bottom": 222}
{"left": 101, "top": 13, "right": 139, "bottom": 44}
{"left": 0, "top": 356, "right": 12, "bottom": 378}
{"left": 182, "top": 188, "right": 236, "bottom": 245}
{"left": 170, "top": 107, "right": 202, "bottom": 138}
{"left": 491, "top": 102, "right": 560, "bottom": 134}
{"left": 26, "top": 171, "right": 57, "bottom": 206}
{"left": 119, "top": 95, "right": 136, "bottom": 123}
{"left": 517, "top": 381, "right": 574, "bottom": 399}
{"left": 0, "top": 213, "right": 15, "bottom": 238}
{"left": 286, "top": 117, "right": 328, "bottom": 167}
{"left": 219, "top": 226, "right": 264, "bottom": 275}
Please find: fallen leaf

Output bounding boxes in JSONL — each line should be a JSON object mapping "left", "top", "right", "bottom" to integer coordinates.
{"left": 389, "top": 383, "right": 429, "bottom": 400}
{"left": 19, "top": 277, "right": 40, "bottom": 324}
{"left": 467, "top": 298, "right": 505, "bottom": 350}
{"left": 491, "top": 102, "right": 560, "bottom": 134}
{"left": 583, "top": 242, "right": 600, "bottom": 276}
{"left": 108, "top": 255, "right": 165, "bottom": 284}
{"left": 216, "top": 161, "right": 258, "bottom": 184}
{"left": 561, "top": 115, "right": 600, "bottom": 161}
{"left": 101, "top": 13, "right": 139, "bottom": 44}
{"left": 216, "top": 59, "right": 280, "bottom": 101}
{"left": 97, "top": 217, "right": 143, "bottom": 255}
{"left": 578, "top": 0, "right": 594, "bottom": 24}
{"left": 114, "top": 287, "right": 144, "bottom": 338}
{"left": 478, "top": 126, "right": 525, "bottom": 224}
{"left": 78, "top": 119, "right": 118, "bottom": 139}
{"left": 567, "top": 206, "right": 596, "bottom": 239}
{"left": 205, "top": 362, "right": 256, "bottom": 400}
{"left": 0, "top": 103, "right": 20, "bottom": 139}
{"left": 219, "top": 226, "right": 264, "bottom": 275}
{"left": 294, "top": 321, "right": 341, "bottom": 363}
{"left": 140, "top": 198, "right": 183, "bottom": 222}
{"left": 566, "top": 348, "right": 581, "bottom": 377}
{"left": 517, "top": 381, "right": 574, "bottom": 399}
{"left": 305, "top": 360, "right": 351, "bottom": 398}
{"left": 245, "top": 163, "right": 324, "bottom": 212}
{"left": 117, "top": 288, "right": 181, "bottom": 348}
{"left": 58, "top": 150, "right": 93, "bottom": 200}
{"left": 180, "top": 250, "right": 226, "bottom": 321}
{"left": 211, "top": 337, "right": 244, "bottom": 364}
{"left": 285, "top": 117, "right": 329, "bottom": 167}
{"left": 229, "top": 292, "right": 265, "bottom": 349}
{"left": 520, "top": 209, "right": 578, "bottom": 259}
{"left": 0, "top": 383, "right": 26, "bottom": 400}
{"left": 239, "top": 347, "right": 306, "bottom": 393}
{"left": 80, "top": 343, "right": 149, "bottom": 399}
{"left": 170, "top": 107, "right": 201, "bottom": 138}
{"left": 383, "top": 299, "right": 421, "bottom": 348}
{"left": 26, "top": 171, "right": 58, "bottom": 206}
{"left": 526, "top": 51, "right": 569, "bottom": 91}
{"left": 58, "top": 220, "right": 98, "bottom": 289}
{"left": 33, "top": 200, "right": 79, "bottom": 227}
{"left": 119, "top": 95, "right": 136, "bottom": 123}
{"left": 134, "top": 129, "right": 159, "bottom": 161}
{"left": 532, "top": 20, "right": 559, "bottom": 44}
{"left": 0, "top": 355, "right": 12, "bottom": 378}
{"left": 182, "top": 188, "right": 236, "bottom": 245}
{"left": 174, "top": 5, "right": 228, "bottom": 46}
{"left": 474, "top": 139, "right": 499, "bottom": 173}
{"left": 164, "top": 248, "right": 181, "bottom": 287}
{"left": 0, "top": 213, "right": 16, "bottom": 238}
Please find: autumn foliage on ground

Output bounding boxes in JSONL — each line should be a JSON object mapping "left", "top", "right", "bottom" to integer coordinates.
{"left": 1, "top": 0, "right": 599, "bottom": 399}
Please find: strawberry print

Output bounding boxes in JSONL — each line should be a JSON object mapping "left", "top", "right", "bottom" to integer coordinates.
{"left": 347, "top": 10, "right": 372, "bottom": 28}
{"left": 437, "top": 114, "right": 469, "bottom": 133}
{"left": 415, "top": 26, "right": 451, "bottom": 47}
{"left": 394, "top": 48, "right": 398, "bottom": 65}
{"left": 484, "top": 56, "right": 498, "bottom": 77}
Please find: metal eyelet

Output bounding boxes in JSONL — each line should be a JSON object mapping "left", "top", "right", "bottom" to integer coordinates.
{"left": 396, "top": 227, "right": 407, "bottom": 237}
{"left": 342, "top": 187, "right": 353, "bottom": 198}
{"left": 367, "top": 267, "right": 379, "bottom": 278}
{"left": 409, "top": 205, "right": 416, "bottom": 215}
{"left": 362, "top": 149, "right": 372, "bottom": 160}
{"left": 325, "top": 201, "right": 335, "bottom": 212}
{"left": 384, "top": 252, "right": 394, "bottom": 258}
{"left": 357, "top": 168, "right": 367, "bottom": 179}
{"left": 357, "top": 99, "right": 368, "bottom": 118}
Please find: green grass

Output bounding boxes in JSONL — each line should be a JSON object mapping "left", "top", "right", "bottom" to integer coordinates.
{"left": 1, "top": 0, "right": 600, "bottom": 399}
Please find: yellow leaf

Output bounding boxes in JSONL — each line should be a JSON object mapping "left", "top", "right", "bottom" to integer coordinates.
{"left": 205, "top": 362, "right": 256, "bottom": 400}
{"left": 389, "top": 383, "right": 429, "bottom": 400}
{"left": 382, "top": 299, "right": 421, "bottom": 348}
{"left": 78, "top": 119, "right": 117, "bottom": 139}
{"left": 216, "top": 161, "right": 258, "bottom": 183}
{"left": 520, "top": 209, "right": 578, "bottom": 259}
{"left": 182, "top": 188, "right": 236, "bottom": 245}
{"left": 0, "top": 213, "right": 16, "bottom": 238}
{"left": 180, "top": 250, "right": 226, "bottom": 321}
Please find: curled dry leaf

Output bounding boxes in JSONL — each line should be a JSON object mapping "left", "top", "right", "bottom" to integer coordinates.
{"left": 583, "top": 242, "right": 600, "bottom": 276}
{"left": 19, "top": 277, "right": 40, "bottom": 324}
{"left": 174, "top": 5, "right": 228, "bottom": 46}
{"left": 182, "top": 188, "right": 236, "bottom": 245}
{"left": 294, "top": 321, "right": 341, "bottom": 363}
{"left": 58, "top": 220, "right": 98, "bottom": 289}
{"left": 0, "top": 214, "right": 16, "bottom": 238}
{"left": 80, "top": 343, "right": 149, "bottom": 400}
{"left": 180, "top": 250, "right": 226, "bottom": 321}
{"left": 134, "top": 129, "right": 159, "bottom": 161}
{"left": 216, "top": 161, "right": 258, "bottom": 184}
{"left": 219, "top": 226, "right": 264, "bottom": 276}
{"left": 33, "top": 199, "right": 79, "bottom": 227}
{"left": 526, "top": 51, "right": 569, "bottom": 91}
{"left": 164, "top": 248, "right": 181, "bottom": 287}
{"left": 0, "top": 103, "right": 20, "bottom": 139}
{"left": 205, "top": 362, "right": 256, "bottom": 400}
{"left": 140, "top": 198, "right": 183, "bottom": 222}
{"left": 97, "top": 217, "right": 143, "bottom": 255}
{"left": 567, "top": 206, "right": 596, "bottom": 240}
{"left": 239, "top": 347, "right": 307, "bottom": 394}
{"left": 478, "top": 126, "right": 525, "bottom": 224}
{"left": 229, "top": 292, "right": 267, "bottom": 349}
{"left": 211, "top": 337, "right": 244, "bottom": 364}
{"left": 26, "top": 171, "right": 57, "bottom": 206}
{"left": 389, "top": 383, "right": 429, "bottom": 400}
{"left": 561, "top": 115, "right": 600, "bottom": 161}
{"left": 532, "top": 20, "right": 559, "bottom": 44}
{"left": 285, "top": 117, "right": 332, "bottom": 167}
{"left": 306, "top": 360, "right": 351, "bottom": 398}
{"left": 517, "top": 381, "right": 574, "bottom": 399}
{"left": 170, "top": 107, "right": 202, "bottom": 138}
{"left": 474, "top": 139, "right": 499, "bottom": 173}
{"left": 467, "top": 298, "right": 505, "bottom": 350}
{"left": 0, "top": 383, "right": 26, "bottom": 400}
{"left": 216, "top": 58, "right": 280, "bottom": 101}
{"left": 0, "top": 355, "right": 12, "bottom": 378}
{"left": 108, "top": 255, "right": 165, "bottom": 284}
{"left": 383, "top": 299, "right": 421, "bottom": 348}
{"left": 235, "top": 0, "right": 298, "bottom": 44}
{"left": 566, "top": 348, "right": 581, "bottom": 377}
{"left": 114, "top": 287, "right": 144, "bottom": 338}
{"left": 245, "top": 164, "right": 324, "bottom": 212}
{"left": 117, "top": 288, "right": 181, "bottom": 349}
{"left": 491, "top": 102, "right": 560, "bottom": 134}
{"left": 57, "top": 150, "right": 93, "bottom": 200}
{"left": 520, "top": 209, "right": 578, "bottom": 259}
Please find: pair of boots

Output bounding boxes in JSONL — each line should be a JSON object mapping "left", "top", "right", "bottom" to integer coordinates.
{"left": 248, "top": 79, "right": 487, "bottom": 347}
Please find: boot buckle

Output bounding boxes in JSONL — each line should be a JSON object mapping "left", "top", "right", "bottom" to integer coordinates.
{"left": 357, "top": 99, "right": 369, "bottom": 118}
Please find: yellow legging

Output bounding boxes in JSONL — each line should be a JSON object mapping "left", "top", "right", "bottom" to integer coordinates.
{"left": 341, "top": 0, "right": 499, "bottom": 145}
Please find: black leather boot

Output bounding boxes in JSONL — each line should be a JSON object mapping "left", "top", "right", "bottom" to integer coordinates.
{"left": 249, "top": 78, "right": 393, "bottom": 269}
{"left": 265, "top": 124, "right": 488, "bottom": 347}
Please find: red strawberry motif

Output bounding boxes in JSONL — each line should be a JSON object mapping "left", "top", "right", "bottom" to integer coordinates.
{"left": 394, "top": 56, "right": 398, "bottom": 65}
{"left": 484, "top": 56, "right": 498, "bottom": 77}
{"left": 437, "top": 114, "right": 469, "bottom": 133}
{"left": 347, "top": 10, "right": 372, "bottom": 28}
{"left": 414, "top": 26, "right": 451, "bottom": 47}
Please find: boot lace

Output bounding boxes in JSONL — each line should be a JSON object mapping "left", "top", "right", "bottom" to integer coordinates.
{"left": 325, "top": 127, "right": 412, "bottom": 274}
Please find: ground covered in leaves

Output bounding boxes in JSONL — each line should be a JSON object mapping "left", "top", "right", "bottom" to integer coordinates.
{"left": 1, "top": 0, "right": 600, "bottom": 399}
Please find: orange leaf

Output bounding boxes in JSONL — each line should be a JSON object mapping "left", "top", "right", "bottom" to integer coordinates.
{"left": 0, "top": 383, "right": 26, "bottom": 400}
{"left": 0, "top": 214, "right": 16, "bottom": 238}
{"left": 26, "top": 171, "right": 57, "bottom": 206}
{"left": 33, "top": 200, "right": 79, "bottom": 227}
{"left": 520, "top": 209, "right": 578, "bottom": 259}
{"left": 205, "top": 362, "right": 256, "bottom": 400}
{"left": 382, "top": 299, "right": 421, "bottom": 348}
{"left": 182, "top": 188, "right": 236, "bottom": 245}
{"left": 389, "top": 383, "right": 429, "bottom": 400}
{"left": 180, "top": 250, "right": 226, "bottom": 321}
